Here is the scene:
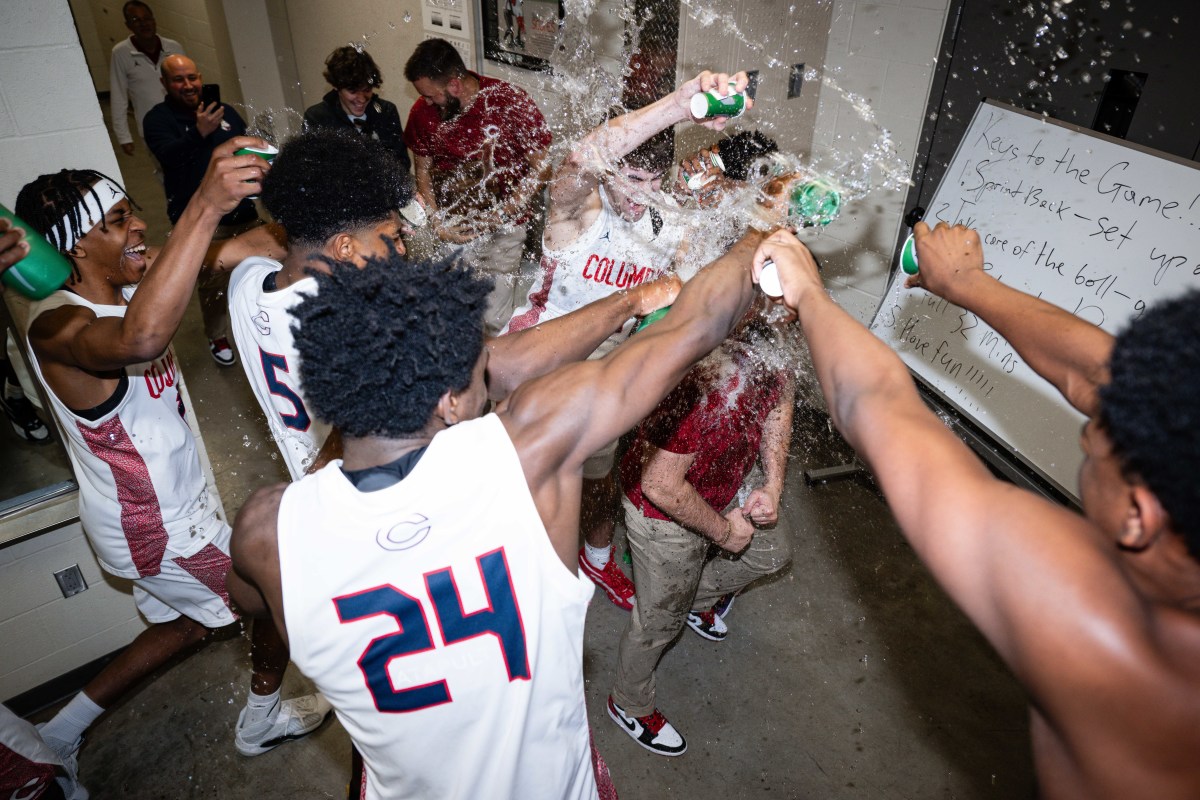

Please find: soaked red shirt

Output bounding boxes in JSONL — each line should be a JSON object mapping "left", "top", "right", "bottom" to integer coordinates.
{"left": 404, "top": 73, "right": 551, "bottom": 203}
{"left": 623, "top": 348, "right": 787, "bottom": 521}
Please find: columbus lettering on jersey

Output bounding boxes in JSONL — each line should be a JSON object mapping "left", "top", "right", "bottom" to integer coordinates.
{"left": 143, "top": 350, "right": 177, "bottom": 399}
{"left": 581, "top": 253, "right": 661, "bottom": 289}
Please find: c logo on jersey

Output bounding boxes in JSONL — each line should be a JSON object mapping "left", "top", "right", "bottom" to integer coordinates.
{"left": 377, "top": 513, "right": 431, "bottom": 551}
{"left": 252, "top": 310, "right": 271, "bottom": 336}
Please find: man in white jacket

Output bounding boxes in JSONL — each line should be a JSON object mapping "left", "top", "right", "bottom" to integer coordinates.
{"left": 109, "top": 1, "right": 184, "bottom": 155}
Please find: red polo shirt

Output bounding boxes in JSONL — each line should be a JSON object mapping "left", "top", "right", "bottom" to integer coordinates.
{"left": 404, "top": 73, "right": 551, "bottom": 205}
{"left": 623, "top": 345, "right": 788, "bottom": 521}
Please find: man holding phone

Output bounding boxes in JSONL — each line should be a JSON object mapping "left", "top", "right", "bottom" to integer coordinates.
{"left": 144, "top": 54, "right": 261, "bottom": 366}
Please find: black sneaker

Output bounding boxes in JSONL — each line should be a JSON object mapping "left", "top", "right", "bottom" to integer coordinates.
{"left": 607, "top": 696, "right": 686, "bottom": 757}
{"left": 1, "top": 394, "right": 51, "bottom": 444}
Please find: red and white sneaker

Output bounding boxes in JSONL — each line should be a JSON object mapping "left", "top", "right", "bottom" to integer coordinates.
{"left": 578, "top": 547, "right": 635, "bottom": 611}
{"left": 607, "top": 696, "right": 686, "bottom": 757}
{"left": 685, "top": 608, "right": 728, "bottom": 641}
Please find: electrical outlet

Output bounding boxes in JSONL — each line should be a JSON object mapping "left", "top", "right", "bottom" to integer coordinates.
{"left": 53, "top": 565, "right": 87, "bottom": 598}
{"left": 745, "top": 70, "right": 760, "bottom": 99}
{"left": 788, "top": 63, "right": 806, "bottom": 99}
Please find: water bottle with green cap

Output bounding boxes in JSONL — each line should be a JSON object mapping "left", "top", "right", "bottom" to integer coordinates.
{"left": 0, "top": 205, "right": 72, "bottom": 300}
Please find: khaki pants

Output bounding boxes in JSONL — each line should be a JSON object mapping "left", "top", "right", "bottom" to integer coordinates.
{"left": 455, "top": 225, "right": 530, "bottom": 336}
{"left": 611, "top": 495, "right": 792, "bottom": 717}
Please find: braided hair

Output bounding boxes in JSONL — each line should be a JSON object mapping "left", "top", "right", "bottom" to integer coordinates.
{"left": 15, "top": 170, "right": 138, "bottom": 283}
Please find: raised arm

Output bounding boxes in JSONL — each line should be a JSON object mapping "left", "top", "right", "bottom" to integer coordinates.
{"left": 485, "top": 271, "right": 680, "bottom": 401}
{"left": 755, "top": 230, "right": 1151, "bottom": 720}
{"left": 908, "top": 221, "right": 1114, "bottom": 417}
{"left": 29, "top": 138, "right": 269, "bottom": 371}
{"left": 507, "top": 227, "right": 763, "bottom": 478}
{"left": 545, "top": 71, "right": 751, "bottom": 244}
{"left": 206, "top": 222, "right": 287, "bottom": 273}
{"left": 502, "top": 229, "right": 761, "bottom": 566}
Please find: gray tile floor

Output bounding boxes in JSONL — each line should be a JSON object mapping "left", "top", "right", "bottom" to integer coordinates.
{"left": 31, "top": 108, "right": 1036, "bottom": 799}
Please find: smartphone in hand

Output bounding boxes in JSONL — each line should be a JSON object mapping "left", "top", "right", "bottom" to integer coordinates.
{"left": 200, "top": 83, "right": 221, "bottom": 109}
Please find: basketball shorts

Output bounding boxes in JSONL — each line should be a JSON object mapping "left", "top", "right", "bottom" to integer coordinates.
{"left": 132, "top": 518, "right": 237, "bottom": 628}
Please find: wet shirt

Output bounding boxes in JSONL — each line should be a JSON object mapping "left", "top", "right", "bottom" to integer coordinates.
{"left": 503, "top": 188, "right": 683, "bottom": 348}
{"left": 404, "top": 73, "right": 551, "bottom": 203}
{"left": 26, "top": 290, "right": 218, "bottom": 579}
{"left": 623, "top": 348, "right": 786, "bottom": 520}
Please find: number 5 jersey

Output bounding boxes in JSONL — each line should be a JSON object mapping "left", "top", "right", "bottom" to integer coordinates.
{"left": 228, "top": 256, "right": 331, "bottom": 481}
{"left": 276, "top": 414, "right": 598, "bottom": 800}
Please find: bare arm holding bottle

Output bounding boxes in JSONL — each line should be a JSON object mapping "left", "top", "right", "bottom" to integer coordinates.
{"left": 904, "top": 221, "right": 1113, "bottom": 417}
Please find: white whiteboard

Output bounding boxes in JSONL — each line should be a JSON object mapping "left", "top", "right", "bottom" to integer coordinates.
{"left": 869, "top": 100, "right": 1200, "bottom": 501}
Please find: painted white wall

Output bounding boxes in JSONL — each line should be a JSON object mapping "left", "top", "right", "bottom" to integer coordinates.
{"left": 676, "top": 0, "right": 832, "bottom": 159}
{"left": 809, "top": 0, "right": 951, "bottom": 323}
{"left": 281, "top": 0, "right": 428, "bottom": 122}
{"left": 221, "top": 0, "right": 303, "bottom": 141}
{"left": 0, "top": 1, "right": 122, "bottom": 206}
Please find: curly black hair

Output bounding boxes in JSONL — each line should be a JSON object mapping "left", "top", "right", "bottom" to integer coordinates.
{"left": 718, "top": 130, "right": 779, "bottom": 181}
{"left": 404, "top": 38, "right": 467, "bottom": 84}
{"left": 261, "top": 128, "right": 412, "bottom": 248}
{"left": 323, "top": 46, "right": 382, "bottom": 91}
{"left": 290, "top": 250, "right": 493, "bottom": 438}
{"left": 1098, "top": 289, "right": 1200, "bottom": 559}
{"left": 15, "top": 169, "right": 138, "bottom": 284}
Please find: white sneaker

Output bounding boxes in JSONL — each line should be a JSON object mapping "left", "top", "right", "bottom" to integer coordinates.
{"left": 607, "top": 696, "right": 687, "bottom": 757}
{"left": 35, "top": 724, "right": 88, "bottom": 799}
{"left": 234, "top": 694, "right": 332, "bottom": 757}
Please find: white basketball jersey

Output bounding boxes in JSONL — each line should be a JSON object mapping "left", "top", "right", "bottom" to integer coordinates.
{"left": 278, "top": 414, "right": 597, "bottom": 800}
{"left": 228, "top": 257, "right": 330, "bottom": 481}
{"left": 27, "top": 290, "right": 217, "bottom": 579}
{"left": 504, "top": 187, "right": 683, "bottom": 347}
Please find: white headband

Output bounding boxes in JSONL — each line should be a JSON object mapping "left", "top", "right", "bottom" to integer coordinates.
{"left": 46, "top": 178, "right": 126, "bottom": 253}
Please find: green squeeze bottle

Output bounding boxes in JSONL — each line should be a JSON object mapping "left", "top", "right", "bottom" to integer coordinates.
{"left": 899, "top": 233, "right": 919, "bottom": 275}
{"left": 0, "top": 205, "right": 72, "bottom": 299}
{"left": 635, "top": 306, "right": 671, "bottom": 332}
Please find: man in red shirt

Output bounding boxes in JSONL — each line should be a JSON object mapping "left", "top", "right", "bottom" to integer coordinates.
{"left": 609, "top": 314, "right": 795, "bottom": 756}
{"left": 403, "top": 38, "right": 551, "bottom": 334}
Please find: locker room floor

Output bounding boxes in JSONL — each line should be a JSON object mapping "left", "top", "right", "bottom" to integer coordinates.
{"left": 27, "top": 115, "right": 1036, "bottom": 800}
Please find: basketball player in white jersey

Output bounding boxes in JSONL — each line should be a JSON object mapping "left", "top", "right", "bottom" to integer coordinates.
{"left": 16, "top": 142, "right": 330, "bottom": 771}
{"left": 228, "top": 186, "right": 776, "bottom": 800}
{"left": 229, "top": 129, "right": 683, "bottom": 480}
{"left": 504, "top": 70, "right": 752, "bottom": 612}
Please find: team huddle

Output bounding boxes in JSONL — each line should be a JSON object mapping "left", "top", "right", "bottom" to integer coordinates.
{"left": 1, "top": 9, "right": 1199, "bottom": 800}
